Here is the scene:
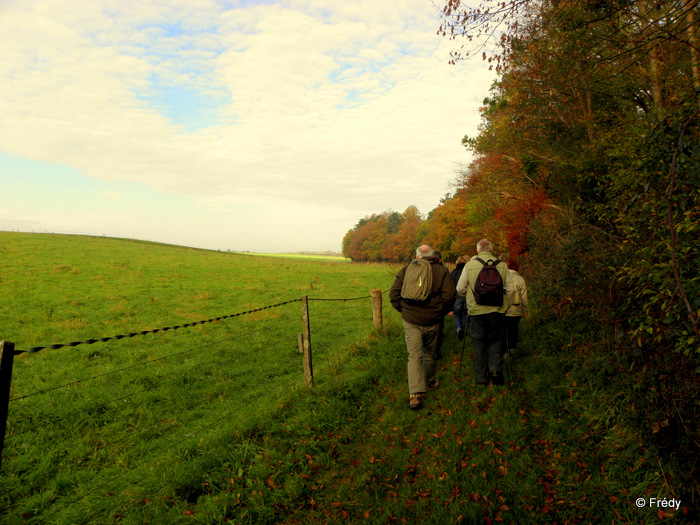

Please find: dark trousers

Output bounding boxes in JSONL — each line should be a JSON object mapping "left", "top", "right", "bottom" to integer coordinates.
{"left": 453, "top": 307, "right": 467, "bottom": 332}
{"left": 470, "top": 313, "right": 505, "bottom": 384}
{"left": 503, "top": 316, "right": 521, "bottom": 352}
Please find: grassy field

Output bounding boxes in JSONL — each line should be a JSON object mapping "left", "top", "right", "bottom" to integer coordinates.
{"left": 0, "top": 232, "right": 398, "bottom": 523}
{"left": 0, "top": 232, "right": 693, "bottom": 523}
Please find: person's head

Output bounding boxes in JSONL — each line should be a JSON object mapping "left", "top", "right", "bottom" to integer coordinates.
{"left": 416, "top": 244, "right": 436, "bottom": 259}
{"left": 434, "top": 250, "right": 442, "bottom": 262}
{"left": 456, "top": 255, "right": 468, "bottom": 265}
{"left": 499, "top": 252, "right": 519, "bottom": 270}
{"left": 476, "top": 238, "right": 493, "bottom": 253}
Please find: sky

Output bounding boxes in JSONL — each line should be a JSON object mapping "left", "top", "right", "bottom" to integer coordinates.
{"left": 0, "top": 0, "right": 496, "bottom": 253}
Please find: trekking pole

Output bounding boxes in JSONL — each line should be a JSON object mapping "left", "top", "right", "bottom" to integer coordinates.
{"left": 504, "top": 327, "right": 513, "bottom": 383}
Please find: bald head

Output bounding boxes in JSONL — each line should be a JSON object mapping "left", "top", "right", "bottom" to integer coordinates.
{"left": 416, "top": 244, "right": 435, "bottom": 259}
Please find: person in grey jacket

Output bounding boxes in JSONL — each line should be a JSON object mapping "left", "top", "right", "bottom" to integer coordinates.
{"left": 390, "top": 245, "right": 456, "bottom": 409}
{"left": 456, "top": 239, "right": 514, "bottom": 386}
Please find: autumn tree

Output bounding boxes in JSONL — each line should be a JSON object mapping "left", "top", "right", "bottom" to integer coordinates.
{"left": 435, "top": 0, "right": 700, "bottom": 477}
{"left": 341, "top": 207, "right": 426, "bottom": 262}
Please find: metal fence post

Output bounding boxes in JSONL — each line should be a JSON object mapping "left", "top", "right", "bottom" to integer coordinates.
{"left": 0, "top": 341, "right": 16, "bottom": 471}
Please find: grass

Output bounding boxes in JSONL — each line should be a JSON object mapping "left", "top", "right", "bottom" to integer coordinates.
{"left": 0, "top": 232, "right": 695, "bottom": 523}
{"left": 0, "top": 232, "right": 397, "bottom": 523}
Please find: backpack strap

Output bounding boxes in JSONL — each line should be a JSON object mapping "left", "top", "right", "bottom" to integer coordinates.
{"left": 475, "top": 257, "right": 501, "bottom": 266}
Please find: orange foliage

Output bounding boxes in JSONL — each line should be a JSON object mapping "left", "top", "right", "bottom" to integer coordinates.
{"left": 342, "top": 157, "right": 548, "bottom": 263}
{"left": 342, "top": 207, "right": 424, "bottom": 262}
{"left": 493, "top": 188, "right": 550, "bottom": 263}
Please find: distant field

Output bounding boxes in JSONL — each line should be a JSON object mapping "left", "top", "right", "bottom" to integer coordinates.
{"left": 0, "top": 232, "right": 399, "bottom": 523}
{"left": 239, "top": 252, "right": 350, "bottom": 262}
{"left": 0, "top": 232, "right": 395, "bottom": 348}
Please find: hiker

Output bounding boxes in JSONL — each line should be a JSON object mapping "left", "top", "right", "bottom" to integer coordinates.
{"left": 450, "top": 255, "right": 469, "bottom": 341}
{"left": 456, "top": 239, "right": 514, "bottom": 386}
{"left": 390, "top": 244, "right": 456, "bottom": 409}
{"left": 502, "top": 258, "right": 529, "bottom": 357}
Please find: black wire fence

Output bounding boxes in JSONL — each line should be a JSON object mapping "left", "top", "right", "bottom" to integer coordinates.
{"left": 15, "top": 299, "right": 304, "bottom": 354}
{"left": 0, "top": 290, "right": 388, "bottom": 521}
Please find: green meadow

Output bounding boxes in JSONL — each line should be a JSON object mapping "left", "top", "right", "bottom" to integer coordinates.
{"left": 0, "top": 232, "right": 691, "bottom": 524}
{"left": 0, "top": 232, "right": 397, "bottom": 523}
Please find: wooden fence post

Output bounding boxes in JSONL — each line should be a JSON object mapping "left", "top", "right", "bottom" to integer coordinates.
{"left": 370, "top": 289, "right": 383, "bottom": 330}
{"left": 0, "top": 341, "right": 16, "bottom": 471}
{"left": 301, "top": 296, "right": 313, "bottom": 387}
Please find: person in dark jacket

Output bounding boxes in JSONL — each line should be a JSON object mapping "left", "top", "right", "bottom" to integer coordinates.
{"left": 389, "top": 245, "right": 456, "bottom": 410}
{"left": 450, "top": 255, "right": 468, "bottom": 341}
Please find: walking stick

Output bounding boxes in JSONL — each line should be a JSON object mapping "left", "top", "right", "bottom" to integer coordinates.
{"left": 504, "top": 325, "right": 513, "bottom": 383}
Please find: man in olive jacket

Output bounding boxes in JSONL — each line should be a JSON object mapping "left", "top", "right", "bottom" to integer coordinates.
{"left": 456, "top": 239, "right": 515, "bottom": 386}
{"left": 390, "top": 245, "right": 456, "bottom": 409}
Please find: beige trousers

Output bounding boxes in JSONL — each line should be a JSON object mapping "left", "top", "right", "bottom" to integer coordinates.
{"left": 402, "top": 319, "right": 440, "bottom": 394}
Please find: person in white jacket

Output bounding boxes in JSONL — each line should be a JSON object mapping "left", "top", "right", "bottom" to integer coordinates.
{"left": 502, "top": 259, "right": 529, "bottom": 357}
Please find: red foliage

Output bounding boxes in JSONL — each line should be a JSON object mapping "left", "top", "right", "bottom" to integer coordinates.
{"left": 492, "top": 188, "right": 549, "bottom": 263}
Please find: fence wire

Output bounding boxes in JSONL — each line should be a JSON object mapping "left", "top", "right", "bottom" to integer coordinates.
{"left": 1, "top": 310, "right": 305, "bottom": 504}
{"left": 6, "top": 311, "right": 302, "bottom": 440}
{"left": 15, "top": 298, "right": 303, "bottom": 354}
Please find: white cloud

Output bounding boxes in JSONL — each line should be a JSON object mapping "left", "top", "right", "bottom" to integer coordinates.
{"left": 0, "top": 0, "right": 496, "bottom": 251}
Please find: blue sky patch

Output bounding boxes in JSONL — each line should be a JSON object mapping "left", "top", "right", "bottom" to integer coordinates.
{"left": 137, "top": 81, "right": 233, "bottom": 132}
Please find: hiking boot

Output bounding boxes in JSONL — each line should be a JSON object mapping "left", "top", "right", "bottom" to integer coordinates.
{"left": 490, "top": 371, "right": 504, "bottom": 386}
{"left": 409, "top": 393, "right": 425, "bottom": 410}
{"left": 457, "top": 328, "right": 465, "bottom": 341}
{"left": 427, "top": 378, "right": 440, "bottom": 390}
